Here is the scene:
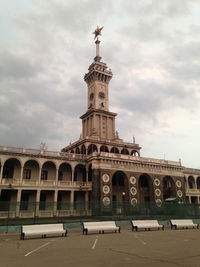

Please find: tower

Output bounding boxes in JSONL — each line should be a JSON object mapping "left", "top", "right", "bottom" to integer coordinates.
{"left": 80, "top": 33, "right": 117, "bottom": 140}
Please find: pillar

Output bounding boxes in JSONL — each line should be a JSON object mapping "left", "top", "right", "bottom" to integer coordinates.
{"left": 55, "top": 168, "right": 58, "bottom": 185}
{"left": 38, "top": 167, "right": 42, "bottom": 185}
{"left": 86, "top": 170, "right": 88, "bottom": 183}
{"left": 16, "top": 189, "right": 22, "bottom": 217}
{"left": 194, "top": 176, "right": 197, "bottom": 189}
{"left": 70, "top": 190, "right": 74, "bottom": 213}
{"left": 20, "top": 166, "right": 24, "bottom": 184}
{"left": 71, "top": 167, "right": 74, "bottom": 183}
{"left": 0, "top": 162, "right": 3, "bottom": 183}
{"left": 53, "top": 190, "right": 58, "bottom": 216}
{"left": 35, "top": 190, "right": 40, "bottom": 217}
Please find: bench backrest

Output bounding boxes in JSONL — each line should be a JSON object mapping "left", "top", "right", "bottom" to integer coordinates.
{"left": 170, "top": 219, "right": 194, "bottom": 225}
{"left": 132, "top": 220, "right": 160, "bottom": 226}
{"left": 22, "top": 224, "right": 64, "bottom": 232}
{"left": 83, "top": 221, "right": 116, "bottom": 228}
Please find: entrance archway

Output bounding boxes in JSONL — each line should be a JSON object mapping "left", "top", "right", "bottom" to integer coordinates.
{"left": 112, "top": 171, "right": 128, "bottom": 203}
{"left": 138, "top": 174, "right": 154, "bottom": 202}
{"left": 162, "top": 176, "right": 176, "bottom": 200}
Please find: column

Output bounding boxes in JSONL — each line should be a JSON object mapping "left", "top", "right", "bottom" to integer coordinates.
{"left": 16, "top": 189, "right": 22, "bottom": 217}
{"left": 86, "top": 170, "right": 88, "bottom": 183}
{"left": 53, "top": 190, "right": 58, "bottom": 216}
{"left": 189, "top": 196, "right": 191, "bottom": 204}
{"left": 194, "top": 176, "right": 197, "bottom": 189}
{"left": 55, "top": 168, "right": 58, "bottom": 185}
{"left": 0, "top": 162, "right": 3, "bottom": 183}
{"left": 38, "top": 167, "right": 42, "bottom": 185}
{"left": 20, "top": 166, "right": 24, "bottom": 184}
{"left": 35, "top": 190, "right": 40, "bottom": 217}
{"left": 70, "top": 190, "right": 74, "bottom": 213}
{"left": 71, "top": 167, "right": 74, "bottom": 183}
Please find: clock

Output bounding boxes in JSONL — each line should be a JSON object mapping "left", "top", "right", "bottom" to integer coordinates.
{"left": 98, "top": 91, "right": 105, "bottom": 99}
{"left": 90, "top": 93, "right": 94, "bottom": 100}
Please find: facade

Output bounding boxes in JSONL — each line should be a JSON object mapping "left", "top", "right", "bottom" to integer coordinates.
{"left": 0, "top": 37, "right": 200, "bottom": 218}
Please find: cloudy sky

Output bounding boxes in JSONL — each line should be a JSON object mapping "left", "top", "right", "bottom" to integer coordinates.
{"left": 0, "top": 0, "right": 200, "bottom": 168}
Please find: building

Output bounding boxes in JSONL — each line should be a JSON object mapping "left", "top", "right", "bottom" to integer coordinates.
{"left": 0, "top": 33, "right": 200, "bottom": 219}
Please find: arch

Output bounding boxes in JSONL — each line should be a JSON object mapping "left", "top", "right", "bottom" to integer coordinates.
{"left": 81, "top": 145, "right": 86, "bottom": 154}
{"left": 87, "top": 144, "right": 98, "bottom": 155}
{"left": 112, "top": 171, "right": 129, "bottom": 202}
{"left": 100, "top": 145, "right": 109, "bottom": 152}
{"left": 75, "top": 147, "right": 80, "bottom": 154}
{"left": 162, "top": 176, "right": 176, "bottom": 200}
{"left": 88, "top": 164, "right": 92, "bottom": 182}
{"left": 23, "top": 160, "right": 40, "bottom": 180}
{"left": 131, "top": 150, "right": 139, "bottom": 156}
{"left": 188, "top": 176, "right": 195, "bottom": 189}
{"left": 138, "top": 174, "right": 154, "bottom": 202}
{"left": 110, "top": 147, "right": 119, "bottom": 154}
{"left": 70, "top": 150, "right": 74, "bottom": 154}
{"left": 58, "top": 162, "right": 72, "bottom": 181}
{"left": 74, "top": 164, "right": 86, "bottom": 182}
{"left": 197, "top": 177, "right": 200, "bottom": 189}
{"left": 121, "top": 148, "right": 129, "bottom": 155}
{"left": 41, "top": 161, "right": 56, "bottom": 180}
{"left": 3, "top": 158, "right": 22, "bottom": 179}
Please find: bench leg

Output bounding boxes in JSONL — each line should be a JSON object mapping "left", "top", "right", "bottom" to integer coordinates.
{"left": 65, "top": 230, "right": 67, "bottom": 237}
{"left": 21, "top": 233, "right": 25, "bottom": 240}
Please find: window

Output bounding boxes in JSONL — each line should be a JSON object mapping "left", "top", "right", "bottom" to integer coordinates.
{"left": 3, "top": 165, "right": 14, "bottom": 178}
{"left": 58, "top": 171, "right": 63, "bottom": 181}
{"left": 41, "top": 170, "right": 48, "bottom": 180}
{"left": 23, "top": 169, "right": 31, "bottom": 179}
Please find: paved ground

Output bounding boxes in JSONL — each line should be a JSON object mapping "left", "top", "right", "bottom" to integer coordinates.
{"left": 0, "top": 227, "right": 200, "bottom": 267}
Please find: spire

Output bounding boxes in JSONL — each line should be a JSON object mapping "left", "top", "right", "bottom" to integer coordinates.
{"left": 94, "top": 39, "right": 101, "bottom": 62}
{"left": 93, "top": 26, "right": 104, "bottom": 62}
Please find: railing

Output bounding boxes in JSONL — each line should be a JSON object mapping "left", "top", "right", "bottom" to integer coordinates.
{"left": 1, "top": 202, "right": 200, "bottom": 222}
{"left": 96, "top": 152, "right": 181, "bottom": 166}
{"left": 21, "top": 180, "right": 39, "bottom": 186}
{"left": 1, "top": 178, "right": 92, "bottom": 188}
{"left": 186, "top": 188, "right": 200, "bottom": 194}
{"left": 0, "top": 145, "right": 181, "bottom": 166}
{"left": 0, "top": 145, "right": 86, "bottom": 160}
{"left": 40, "top": 180, "right": 56, "bottom": 186}
{"left": 2, "top": 179, "right": 20, "bottom": 185}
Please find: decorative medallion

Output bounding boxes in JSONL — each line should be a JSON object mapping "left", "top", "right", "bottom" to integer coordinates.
{"left": 154, "top": 178, "right": 160, "bottom": 187}
{"left": 155, "top": 188, "right": 161, "bottom": 197}
{"left": 102, "top": 174, "right": 110, "bottom": 183}
{"left": 177, "top": 190, "right": 183, "bottom": 198}
{"left": 131, "top": 198, "right": 137, "bottom": 206}
{"left": 156, "top": 199, "right": 162, "bottom": 207}
{"left": 130, "top": 187, "right": 137, "bottom": 195}
{"left": 130, "top": 176, "right": 136, "bottom": 185}
{"left": 103, "top": 185, "right": 110, "bottom": 194}
{"left": 176, "top": 180, "right": 182, "bottom": 188}
{"left": 102, "top": 196, "right": 110, "bottom": 206}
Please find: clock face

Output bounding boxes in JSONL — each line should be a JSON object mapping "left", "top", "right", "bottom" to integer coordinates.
{"left": 98, "top": 91, "right": 105, "bottom": 99}
{"left": 90, "top": 93, "right": 94, "bottom": 101}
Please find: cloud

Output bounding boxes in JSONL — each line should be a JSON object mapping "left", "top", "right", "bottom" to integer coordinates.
{"left": 0, "top": 0, "right": 200, "bottom": 168}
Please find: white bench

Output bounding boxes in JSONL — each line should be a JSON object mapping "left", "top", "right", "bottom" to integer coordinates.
{"left": 170, "top": 219, "right": 199, "bottom": 230}
{"left": 131, "top": 220, "right": 164, "bottom": 231}
{"left": 21, "top": 223, "right": 67, "bottom": 240}
{"left": 82, "top": 221, "right": 120, "bottom": 235}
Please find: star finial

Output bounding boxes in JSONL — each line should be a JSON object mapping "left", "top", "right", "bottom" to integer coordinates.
{"left": 93, "top": 26, "right": 104, "bottom": 40}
